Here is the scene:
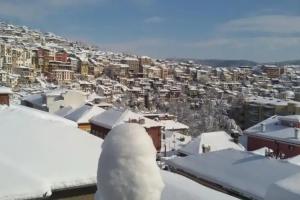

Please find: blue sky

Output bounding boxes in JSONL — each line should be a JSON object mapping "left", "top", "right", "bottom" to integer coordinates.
{"left": 1, "top": 0, "right": 300, "bottom": 62}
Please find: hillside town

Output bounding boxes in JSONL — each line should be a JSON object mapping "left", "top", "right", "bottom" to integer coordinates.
{"left": 1, "top": 19, "right": 300, "bottom": 200}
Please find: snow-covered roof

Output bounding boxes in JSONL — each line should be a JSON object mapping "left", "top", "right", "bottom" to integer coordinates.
{"left": 0, "top": 86, "right": 12, "bottom": 94}
{"left": 0, "top": 105, "right": 103, "bottom": 199}
{"left": 278, "top": 115, "right": 300, "bottom": 123}
{"left": 265, "top": 173, "right": 300, "bottom": 200}
{"left": 167, "top": 149, "right": 300, "bottom": 200}
{"left": 286, "top": 155, "right": 300, "bottom": 166}
{"left": 90, "top": 108, "right": 161, "bottom": 129}
{"left": 44, "top": 89, "right": 65, "bottom": 97}
{"left": 54, "top": 106, "right": 73, "bottom": 117}
{"left": 87, "top": 92, "right": 106, "bottom": 102}
{"left": 244, "top": 115, "right": 300, "bottom": 145}
{"left": 13, "top": 104, "right": 76, "bottom": 126}
{"left": 22, "top": 93, "right": 44, "bottom": 105}
{"left": 77, "top": 54, "right": 89, "bottom": 62}
{"left": 245, "top": 96, "right": 288, "bottom": 106}
{"left": 161, "top": 131, "right": 192, "bottom": 155}
{"left": 65, "top": 104, "right": 105, "bottom": 124}
{"left": 123, "top": 57, "right": 138, "bottom": 61}
{"left": 0, "top": 157, "right": 50, "bottom": 200}
{"left": 159, "top": 120, "right": 189, "bottom": 131}
{"left": 251, "top": 147, "right": 269, "bottom": 156}
{"left": 178, "top": 131, "right": 244, "bottom": 155}
{"left": 161, "top": 171, "right": 238, "bottom": 200}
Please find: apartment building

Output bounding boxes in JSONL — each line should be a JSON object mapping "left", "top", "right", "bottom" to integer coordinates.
{"left": 55, "top": 50, "right": 68, "bottom": 62}
{"left": 0, "top": 43, "right": 12, "bottom": 73}
{"left": 147, "top": 66, "right": 162, "bottom": 79}
{"left": 0, "top": 70, "right": 6, "bottom": 83}
{"left": 105, "top": 63, "right": 129, "bottom": 79}
{"left": 78, "top": 56, "right": 90, "bottom": 77}
{"left": 121, "top": 57, "right": 139, "bottom": 75}
{"left": 262, "top": 65, "right": 286, "bottom": 79}
{"left": 13, "top": 66, "right": 34, "bottom": 83}
{"left": 35, "top": 47, "right": 50, "bottom": 73}
{"left": 231, "top": 96, "right": 300, "bottom": 129}
{"left": 139, "top": 56, "right": 152, "bottom": 66}
{"left": 53, "top": 69, "right": 73, "bottom": 84}
{"left": 160, "top": 65, "right": 169, "bottom": 79}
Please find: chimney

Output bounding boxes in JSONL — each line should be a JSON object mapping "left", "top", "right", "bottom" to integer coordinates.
{"left": 295, "top": 128, "right": 300, "bottom": 139}
{"left": 139, "top": 118, "right": 145, "bottom": 125}
{"left": 202, "top": 144, "right": 211, "bottom": 153}
{"left": 265, "top": 148, "right": 274, "bottom": 158}
{"left": 260, "top": 123, "right": 266, "bottom": 132}
{"left": 0, "top": 87, "right": 12, "bottom": 106}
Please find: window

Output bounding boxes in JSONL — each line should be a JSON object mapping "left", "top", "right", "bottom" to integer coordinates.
{"left": 288, "top": 145, "right": 294, "bottom": 151}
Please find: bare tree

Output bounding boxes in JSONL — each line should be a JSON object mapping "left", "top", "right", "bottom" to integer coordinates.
{"left": 164, "top": 93, "right": 241, "bottom": 137}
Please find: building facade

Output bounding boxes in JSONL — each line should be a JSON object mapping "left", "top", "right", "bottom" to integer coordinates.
{"left": 231, "top": 96, "right": 300, "bottom": 130}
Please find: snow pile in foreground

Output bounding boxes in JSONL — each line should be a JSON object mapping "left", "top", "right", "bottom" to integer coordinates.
{"left": 95, "top": 123, "right": 164, "bottom": 200}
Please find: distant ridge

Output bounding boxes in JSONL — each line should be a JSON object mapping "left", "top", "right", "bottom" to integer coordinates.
{"left": 265, "top": 60, "right": 300, "bottom": 66}
{"left": 168, "top": 58, "right": 300, "bottom": 67}
{"left": 167, "top": 58, "right": 258, "bottom": 67}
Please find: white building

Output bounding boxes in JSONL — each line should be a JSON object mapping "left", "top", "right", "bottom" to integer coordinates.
{"left": 178, "top": 131, "right": 244, "bottom": 156}
{"left": 21, "top": 90, "right": 88, "bottom": 113}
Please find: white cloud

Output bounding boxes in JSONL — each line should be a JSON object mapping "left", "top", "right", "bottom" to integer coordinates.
{"left": 219, "top": 15, "right": 300, "bottom": 34}
{"left": 186, "top": 36, "right": 300, "bottom": 62}
{"left": 191, "top": 36, "right": 300, "bottom": 49}
{"left": 0, "top": 0, "right": 98, "bottom": 20}
{"left": 144, "top": 16, "right": 165, "bottom": 24}
{"left": 189, "top": 14, "right": 300, "bottom": 61}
